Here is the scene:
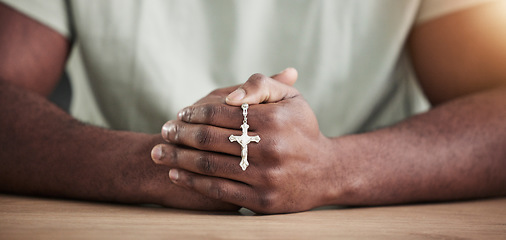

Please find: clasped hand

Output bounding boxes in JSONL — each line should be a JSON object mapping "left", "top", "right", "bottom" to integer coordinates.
{"left": 151, "top": 69, "right": 341, "bottom": 214}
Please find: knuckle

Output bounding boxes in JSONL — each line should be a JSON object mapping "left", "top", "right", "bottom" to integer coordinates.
{"left": 231, "top": 190, "right": 248, "bottom": 202}
{"left": 208, "top": 182, "right": 226, "bottom": 200}
{"left": 209, "top": 88, "right": 224, "bottom": 96}
{"left": 258, "top": 191, "right": 280, "bottom": 213}
{"left": 181, "top": 172, "right": 194, "bottom": 188}
{"left": 261, "top": 109, "right": 285, "bottom": 130}
{"left": 182, "top": 107, "right": 194, "bottom": 122}
{"left": 261, "top": 138, "right": 283, "bottom": 162}
{"left": 271, "top": 107, "right": 287, "bottom": 126}
{"left": 201, "top": 104, "right": 217, "bottom": 123}
{"left": 257, "top": 112, "right": 273, "bottom": 127}
{"left": 248, "top": 73, "right": 268, "bottom": 87}
{"left": 169, "top": 147, "right": 179, "bottom": 166}
{"left": 262, "top": 166, "right": 283, "bottom": 185}
{"left": 209, "top": 89, "right": 220, "bottom": 95}
{"left": 171, "top": 123, "right": 181, "bottom": 142}
{"left": 196, "top": 153, "right": 217, "bottom": 174}
{"left": 195, "top": 126, "right": 213, "bottom": 147}
{"left": 216, "top": 104, "right": 229, "bottom": 118}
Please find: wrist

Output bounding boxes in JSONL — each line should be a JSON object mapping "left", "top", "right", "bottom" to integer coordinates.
{"left": 320, "top": 134, "right": 364, "bottom": 206}
{"left": 103, "top": 132, "right": 166, "bottom": 205}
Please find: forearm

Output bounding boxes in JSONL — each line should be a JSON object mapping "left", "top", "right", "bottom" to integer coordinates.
{"left": 331, "top": 87, "right": 506, "bottom": 205}
{"left": 0, "top": 80, "right": 163, "bottom": 203}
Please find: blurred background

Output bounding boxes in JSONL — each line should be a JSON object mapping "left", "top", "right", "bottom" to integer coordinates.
{"left": 49, "top": 72, "right": 71, "bottom": 112}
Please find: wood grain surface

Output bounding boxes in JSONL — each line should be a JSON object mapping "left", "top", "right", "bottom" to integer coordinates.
{"left": 0, "top": 194, "right": 505, "bottom": 239}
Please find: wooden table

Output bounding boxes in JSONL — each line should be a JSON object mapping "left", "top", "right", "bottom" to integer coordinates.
{"left": 0, "top": 194, "right": 505, "bottom": 239}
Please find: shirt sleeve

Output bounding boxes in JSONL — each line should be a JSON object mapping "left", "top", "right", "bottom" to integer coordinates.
{"left": 0, "top": 0, "right": 69, "bottom": 37}
{"left": 415, "top": 0, "right": 499, "bottom": 25}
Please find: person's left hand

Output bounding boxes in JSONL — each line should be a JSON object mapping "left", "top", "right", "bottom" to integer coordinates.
{"left": 152, "top": 69, "right": 344, "bottom": 214}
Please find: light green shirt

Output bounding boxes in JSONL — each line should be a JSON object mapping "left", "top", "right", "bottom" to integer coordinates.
{"left": 1, "top": 0, "right": 493, "bottom": 136}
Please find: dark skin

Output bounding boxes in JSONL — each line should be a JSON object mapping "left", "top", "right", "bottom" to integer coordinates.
{"left": 0, "top": 3, "right": 236, "bottom": 210}
{"left": 1, "top": 2, "right": 505, "bottom": 214}
{"left": 152, "top": 2, "right": 506, "bottom": 214}
{"left": 0, "top": 2, "right": 298, "bottom": 210}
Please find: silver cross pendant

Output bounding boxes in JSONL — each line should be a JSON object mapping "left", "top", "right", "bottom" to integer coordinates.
{"left": 229, "top": 103, "right": 260, "bottom": 171}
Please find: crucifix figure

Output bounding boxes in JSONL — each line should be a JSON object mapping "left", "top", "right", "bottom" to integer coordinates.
{"left": 229, "top": 103, "right": 260, "bottom": 171}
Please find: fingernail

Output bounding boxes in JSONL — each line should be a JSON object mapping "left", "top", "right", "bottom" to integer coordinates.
{"left": 226, "top": 88, "right": 245, "bottom": 102}
{"left": 279, "top": 68, "right": 290, "bottom": 74}
{"left": 177, "top": 109, "right": 185, "bottom": 120}
{"left": 162, "top": 122, "right": 174, "bottom": 140}
{"left": 169, "top": 169, "right": 179, "bottom": 181}
{"left": 151, "top": 145, "right": 164, "bottom": 161}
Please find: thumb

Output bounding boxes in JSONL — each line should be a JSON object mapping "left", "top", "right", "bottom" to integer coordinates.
{"left": 225, "top": 68, "right": 299, "bottom": 106}
{"left": 270, "top": 67, "right": 298, "bottom": 86}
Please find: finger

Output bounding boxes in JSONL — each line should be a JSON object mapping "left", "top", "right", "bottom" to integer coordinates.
{"left": 177, "top": 102, "right": 243, "bottom": 129}
{"left": 161, "top": 120, "right": 262, "bottom": 156}
{"left": 151, "top": 144, "right": 257, "bottom": 183}
{"left": 177, "top": 68, "right": 297, "bottom": 126}
{"left": 192, "top": 85, "right": 239, "bottom": 105}
{"left": 177, "top": 99, "right": 287, "bottom": 134}
{"left": 225, "top": 70, "right": 300, "bottom": 106}
{"left": 270, "top": 67, "right": 298, "bottom": 86}
{"left": 169, "top": 168, "right": 256, "bottom": 207}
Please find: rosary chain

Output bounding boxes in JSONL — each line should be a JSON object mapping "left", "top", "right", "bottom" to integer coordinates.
{"left": 242, "top": 103, "right": 248, "bottom": 124}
